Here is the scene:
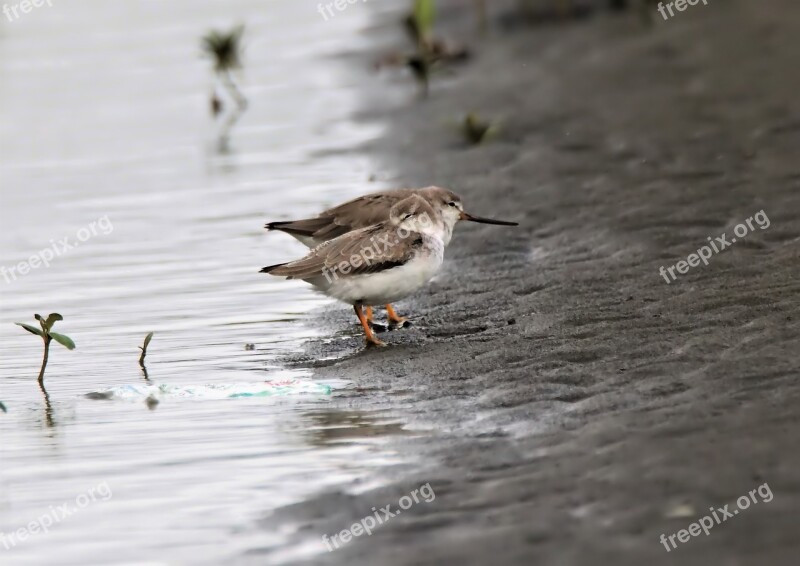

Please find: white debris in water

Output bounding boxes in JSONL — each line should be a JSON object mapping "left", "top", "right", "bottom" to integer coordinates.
{"left": 87, "top": 379, "right": 332, "bottom": 400}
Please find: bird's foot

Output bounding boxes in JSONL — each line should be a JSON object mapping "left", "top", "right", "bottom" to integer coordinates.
{"left": 385, "top": 305, "right": 409, "bottom": 329}
{"left": 365, "top": 336, "right": 387, "bottom": 348}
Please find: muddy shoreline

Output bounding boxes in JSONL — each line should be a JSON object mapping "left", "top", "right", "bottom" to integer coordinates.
{"left": 265, "top": 1, "right": 800, "bottom": 564}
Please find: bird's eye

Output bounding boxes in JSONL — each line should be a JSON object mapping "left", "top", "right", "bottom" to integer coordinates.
{"left": 448, "top": 201, "right": 457, "bottom": 208}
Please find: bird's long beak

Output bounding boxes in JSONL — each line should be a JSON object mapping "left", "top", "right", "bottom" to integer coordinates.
{"left": 460, "top": 211, "right": 518, "bottom": 226}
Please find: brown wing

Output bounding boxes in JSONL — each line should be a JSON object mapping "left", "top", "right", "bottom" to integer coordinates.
{"left": 261, "top": 223, "right": 424, "bottom": 280}
{"left": 265, "top": 188, "right": 418, "bottom": 241}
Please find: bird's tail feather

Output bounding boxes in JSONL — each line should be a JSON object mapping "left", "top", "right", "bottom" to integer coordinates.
{"left": 264, "top": 221, "right": 293, "bottom": 231}
{"left": 264, "top": 217, "right": 333, "bottom": 237}
{"left": 260, "top": 263, "right": 288, "bottom": 274}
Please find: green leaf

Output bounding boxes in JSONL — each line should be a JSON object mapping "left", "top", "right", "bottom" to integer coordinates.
{"left": 34, "top": 314, "right": 44, "bottom": 321}
{"left": 414, "top": 0, "right": 436, "bottom": 39}
{"left": 16, "top": 323, "right": 44, "bottom": 337}
{"left": 49, "top": 332, "right": 76, "bottom": 350}
{"left": 45, "top": 313, "right": 63, "bottom": 331}
{"left": 0, "top": 401, "right": 6, "bottom": 413}
{"left": 143, "top": 332, "right": 154, "bottom": 350}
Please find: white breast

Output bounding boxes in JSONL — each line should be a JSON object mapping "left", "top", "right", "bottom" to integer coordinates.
{"left": 310, "top": 237, "right": 444, "bottom": 306}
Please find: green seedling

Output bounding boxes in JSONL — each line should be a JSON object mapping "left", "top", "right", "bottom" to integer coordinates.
{"left": 16, "top": 313, "right": 75, "bottom": 386}
{"left": 0, "top": 401, "right": 6, "bottom": 413}
{"left": 412, "top": 0, "right": 436, "bottom": 46}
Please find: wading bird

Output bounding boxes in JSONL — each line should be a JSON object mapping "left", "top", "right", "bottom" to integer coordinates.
{"left": 261, "top": 196, "right": 447, "bottom": 347}
{"left": 265, "top": 186, "right": 517, "bottom": 327}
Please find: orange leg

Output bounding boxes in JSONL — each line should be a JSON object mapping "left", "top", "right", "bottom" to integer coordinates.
{"left": 385, "top": 304, "right": 408, "bottom": 325}
{"left": 365, "top": 306, "right": 374, "bottom": 323}
{"left": 354, "top": 305, "right": 386, "bottom": 347}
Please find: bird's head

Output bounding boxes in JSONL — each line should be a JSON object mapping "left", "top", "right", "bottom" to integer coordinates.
{"left": 389, "top": 195, "right": 440, "bottom": 236}
{"left": 419, "top": 186, "right": 518, "bottom": 243}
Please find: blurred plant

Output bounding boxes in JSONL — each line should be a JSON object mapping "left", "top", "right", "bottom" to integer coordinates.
{"left": 376, "top": 52, "right": 432, "bottom": 98}
{"left": 407, "top": 53, "right": 432, "bottom": 98}
{"left": 403, "top": 13, "right": 420, "bottom": 45}
{"left": 138, "top": 332, "right": 154, "bottom": 367}
{"left": 210, "top": 92, "right": 224, "bottom": 118}
{"left": 414, "top": 0, "right": 436, "bottom": 42}
{"left": 405, "top": 0, "right": 435, "bottom": 48}
{"left": 202, "top": 25, "right": 247, "bottom": 144}
{"left": 0, "top": 401, "right": 6, "bottom": 413}
{"left": 385, "top": 0, "right": 476, "bottom": 99}
{"left": 460, "top": 112, "right": 498, "bottom": 145}
{"left": 15, "top": 313, "right": 75, "bottom": 386}
{"left": 202, "top": 25, "right": 246, "bottom": 106}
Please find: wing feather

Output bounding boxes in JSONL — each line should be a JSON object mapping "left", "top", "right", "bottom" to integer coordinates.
{"left": 263, "top": 223, "right": 424, "bottom": 280}
{"left": 265, "top": 188, "right": 418, "bottom": 242}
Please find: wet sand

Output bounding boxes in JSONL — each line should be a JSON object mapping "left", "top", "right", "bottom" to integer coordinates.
{"left": 267, "top": 1, "right": 800, "bottom": 564}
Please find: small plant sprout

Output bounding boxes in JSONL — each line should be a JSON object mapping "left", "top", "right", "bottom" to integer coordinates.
{"left": 411, "top": 0, "right": 436, "bottom": 48}
{"left": 389, "top": 0, "right": 471, "bottom": 98}
{"left": 0, "top": 401, "right": 6, "bottom": 413}
{"left": 409, "top": 0, "right": 469, "bottom": 62}
{"left": 202, "top": 25, "right": 247, "bottom": 145}
{"left": 16, "top": 313, "right": 75, "bottom": 386}
{"left": 139, "top": 332, "right": 154, "bottom": 367}
{"left": 407, "top": 54, "right": 432, "bottom": 98}
{"left": 375, "top": 51, "right": 433, "bottom": 99}
{"left": 202, "top": 25, "right": 246, "bottom": 102}
{"left": 461, "top": 112, "right": 498, "bottom": 145}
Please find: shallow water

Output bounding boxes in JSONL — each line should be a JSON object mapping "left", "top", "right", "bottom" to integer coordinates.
{"left": 0, "top": 1, "right": 408, "bottom": 563}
